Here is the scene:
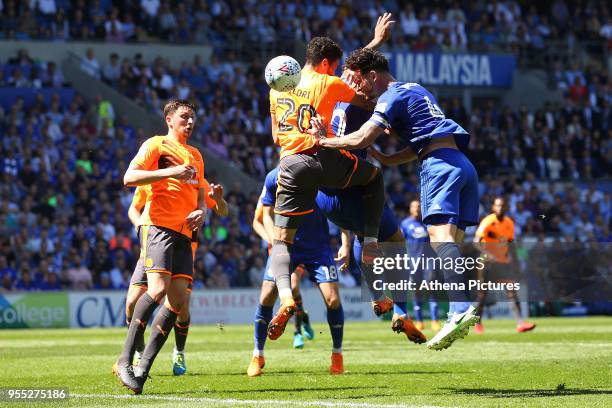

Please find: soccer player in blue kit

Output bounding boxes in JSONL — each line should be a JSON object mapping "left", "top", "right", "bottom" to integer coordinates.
{"left": 321, "top": 102, "right": 426, "bottom": 344}
{"left": 247, "top": 168, "right": 346, "bottom": 376}
{"left": 312, "top": 47, "right": 480, "bottom": 350}
{"left": 400, "top": 199, "right": 441, "bottom": 332}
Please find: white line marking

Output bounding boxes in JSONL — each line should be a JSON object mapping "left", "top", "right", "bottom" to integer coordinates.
{"left": 72, "top": 393, "right": 448, "bottom": 408}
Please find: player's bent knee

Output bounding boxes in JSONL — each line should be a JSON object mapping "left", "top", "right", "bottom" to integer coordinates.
{"left": 147, "top": 287, "right": 168, "bottom": 303}
{"left": 178, "top": 296, "right": 191, "bottom": 320}
{"left": 320, "top": 284, "right": 341, "bottom": 308}
{"left": 260, "top": 281, "right": 278, "bottom": 306}
{"left": 165, "top": 299, "right": 185, "bottom": 315}
{"left": 166, "top": 292, "right": 188, "bottom": 314}
{"left": 126, "top": 286, "right": 145, "bottom": 311}
{"left": 326, "top": 297, "right": 341, "bottom": 309}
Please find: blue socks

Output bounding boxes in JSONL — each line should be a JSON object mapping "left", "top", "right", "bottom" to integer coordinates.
{"left": 430, "top": 300, "right": 439, "bottom": 320}
{"left": 413, "top": 299, "right": 423, "bottom": 321}
{"left": 253, "top": 304, "right": 273, "bottom": 355}
{"left": 327, "top": 305, "right": 344, "bottom": 352}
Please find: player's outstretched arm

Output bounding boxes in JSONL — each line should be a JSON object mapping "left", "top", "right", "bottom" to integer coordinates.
{"left": 365, "top": 13, "right": 396, "bottom": 49}
{"left": 369, "top": 146, "right": 417, "bottom": 166}
{"left": 124, "top": 163, "right": 195, "bottom": 186}
{"left": 317, "top": 119, "right": 384, "bottom": 150}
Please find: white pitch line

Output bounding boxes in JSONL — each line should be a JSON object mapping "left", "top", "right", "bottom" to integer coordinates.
{"left": 72, "top": 393, "right": 449, "bottom": 408}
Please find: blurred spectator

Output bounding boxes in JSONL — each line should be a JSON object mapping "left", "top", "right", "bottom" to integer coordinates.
{"left": 80, "top": 48, "right": 101, "bottom": 79}
{"left": 102, "top": 53, "right": 121, "bottom": 86}
{"left": 207, "top": 264, "right": 230, "bottom": 288}
{"left": 94, "top": 271, "right": 113, "bottom": 289}
{"left": 16, "top": 267, "right": 37, "bottom": 291}
{"left": 248, "top": 255, "right": 265, "bottom": 287}
{"left": 41, "top": 61, "right": 65, "bottom": 88}
{"left": 66, "top": 255, "right": 93, "bottom": 290}
{"left": 39, "top": 271, "right": 61, "bottom": 291}
{"left": 0, "top": 255, "right": 17, "bottom": 289}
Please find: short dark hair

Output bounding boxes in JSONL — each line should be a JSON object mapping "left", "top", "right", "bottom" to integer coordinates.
{"left": 344, "top": 48, "right": 390, "bottom": 74}
{"left": 163, "top": 98, "right": 195, "bottom": 117}
{"left": 305, "top": 37, "right": 343, "bottom": 66}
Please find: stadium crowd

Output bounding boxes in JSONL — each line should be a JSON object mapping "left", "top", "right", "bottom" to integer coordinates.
{"left": 75, "top": 44, "right": 611, "bottom": 182}
{"left": 0, "top": 0, "right": 611, "bottom": 292}
{"left": 0, "top": 0, "right": 610, "bottom": 58}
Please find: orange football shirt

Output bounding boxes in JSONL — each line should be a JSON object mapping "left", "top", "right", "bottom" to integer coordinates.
{"left": 130, "top": 180, "right": 216, "bottom": 223}
{"left": 270, "top": 68, "right": 356, "bottom": 158}
{"left": 475, "top": 214, "right": 515, "bottom": 263}
{"left": 130, "top": 135, "right": 206, "bottom": 238}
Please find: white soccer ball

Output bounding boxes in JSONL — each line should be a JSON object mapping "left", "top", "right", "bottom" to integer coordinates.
{"left": 264, "top": 55, "right": 301, "bottom": 92}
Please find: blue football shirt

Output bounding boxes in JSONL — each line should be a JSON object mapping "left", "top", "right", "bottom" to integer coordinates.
{"left": 331, "top": 102, "right": 373, "bottom": 159}
{"left": 368, "top": 82, "right": 469, "bottom": 155}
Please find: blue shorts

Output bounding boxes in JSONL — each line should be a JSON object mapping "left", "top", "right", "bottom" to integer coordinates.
{"left": 419, "top": 148, "right": 479, "bottom": 229}
{"left": 317, "top": 189, "right": 400, "bottom": 241}
{"left": 263, "top": 255, "right": 338, "bottom": 284}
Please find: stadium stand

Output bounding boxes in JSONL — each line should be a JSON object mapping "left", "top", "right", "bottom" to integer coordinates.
{"left": 1, "top": 1, "right": 610, "bottom": 60}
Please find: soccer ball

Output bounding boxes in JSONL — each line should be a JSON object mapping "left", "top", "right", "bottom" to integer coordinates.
{"left": 264, "top": 55, "right": 301, "bottom": 92}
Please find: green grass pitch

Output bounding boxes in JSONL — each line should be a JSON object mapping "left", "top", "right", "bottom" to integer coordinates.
{"left": 1, "top": 317, "right": 610, "bottom": 407}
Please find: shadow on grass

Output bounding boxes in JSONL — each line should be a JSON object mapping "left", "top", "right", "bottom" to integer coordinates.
{"left": 155, "top": 370, "right": 334, "bottom": 377}
{"left": 360, "top": 370, "right": 463, "bottom": 375}
{"left": 444, "top": 387, "right": 612, "bottom": 398}
{"left": 156, "top": 369, "right": 459, "bottom": 377}
{"left": 156, "top": 385, "right": 390, "bottom": 396}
